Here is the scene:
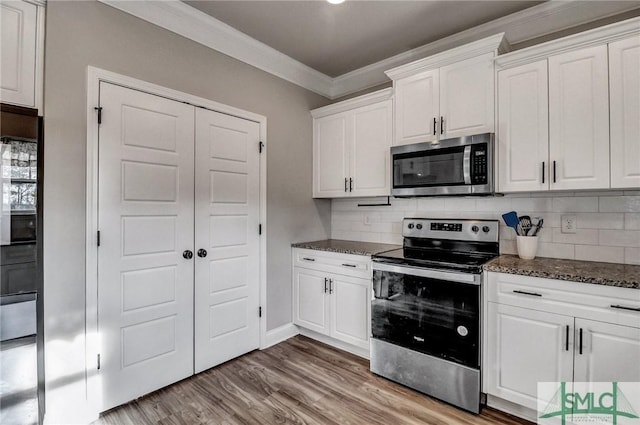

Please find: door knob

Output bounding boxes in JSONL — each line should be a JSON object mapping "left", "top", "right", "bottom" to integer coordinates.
{"left": 197, "top": 249, "right": 207, "bottom": 258}
{"left": 182, "top": 250, "right": 193, "bottom": 259}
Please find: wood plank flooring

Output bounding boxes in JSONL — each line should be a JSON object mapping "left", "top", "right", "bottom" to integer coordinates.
{"left": 93, "top": 336, "right": 533, "bottom": 425}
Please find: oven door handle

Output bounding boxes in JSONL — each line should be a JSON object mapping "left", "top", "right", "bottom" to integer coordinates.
{"left": 373, "top": 262, "right": 480, "bottom": 285}
{"left": 463, "top": 145, "right": 472, "bottom": 185}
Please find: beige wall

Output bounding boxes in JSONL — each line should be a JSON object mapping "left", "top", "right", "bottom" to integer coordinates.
{"left": 43, "top": 1, "right": 330, "bottom": 422}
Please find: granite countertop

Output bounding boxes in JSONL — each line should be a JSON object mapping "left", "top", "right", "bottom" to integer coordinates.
{"left": 292, "top": 239, "right": 401, "bottom": 256}
{"left": 484, "top": 255, "right": 640, "bottom": 289}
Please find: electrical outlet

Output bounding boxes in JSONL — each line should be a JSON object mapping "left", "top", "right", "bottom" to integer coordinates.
{"left": 561, "top": 215, "right": 577, "bottom": 234}
{"left": 364, "top": 215, "right": 371, "bottom": 225}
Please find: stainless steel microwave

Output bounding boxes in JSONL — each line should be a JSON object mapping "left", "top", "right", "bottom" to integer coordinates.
{"left": 391, "top": 133, "right": 494, "bottom": 197}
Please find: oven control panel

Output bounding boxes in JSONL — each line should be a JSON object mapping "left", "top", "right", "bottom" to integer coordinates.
{"left": 404, "top": 218, "right": 499, "bottom": 242}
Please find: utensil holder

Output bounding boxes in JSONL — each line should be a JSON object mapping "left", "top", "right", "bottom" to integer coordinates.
{"left": 516, "top": 236, "right": 538, "bottom": 260}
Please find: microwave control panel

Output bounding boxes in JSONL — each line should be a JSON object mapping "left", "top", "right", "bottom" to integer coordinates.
{"left": 471, "top": 145, "right": 488, "bottom": 184}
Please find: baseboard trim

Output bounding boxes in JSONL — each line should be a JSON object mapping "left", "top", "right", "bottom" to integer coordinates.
{"left": 486, "top": 394, "right": 538, "bottom": 423}
{"left": 262, "top": 323, "right": 299, "bottom": 350}
{"left": 298, "top": 328, "right": 370, "bottom": 359}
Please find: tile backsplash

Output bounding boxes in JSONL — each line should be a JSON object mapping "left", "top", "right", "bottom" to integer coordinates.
{"left": 331, "top": 192, "right": 640, "bottom": 265}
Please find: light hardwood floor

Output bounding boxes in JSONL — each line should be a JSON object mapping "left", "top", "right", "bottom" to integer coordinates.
{"left": 93, "top": 336, "right": 533, "bottom": 425}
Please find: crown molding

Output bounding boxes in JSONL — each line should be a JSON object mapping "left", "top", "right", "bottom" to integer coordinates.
{"left": 98, "top": 0, "right": 640, "bottom": 100}
{"left": 384, "top": 33, "right": 508, "bottom": 81}
{"left": 97, "top": 0, "right": 334, "bottom": 97}
{"left": 311, "top": 88, "right": 392, "bottom": 118}
{"left": 496, "top": 16, "right": 640, "bottom": 69}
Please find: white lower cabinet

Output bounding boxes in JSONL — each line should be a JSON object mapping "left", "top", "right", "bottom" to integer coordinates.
{"left": 293, "top": 249, "right": 370, "bottom": 351}
{"left": 486, "top": 303, "right": 573, "bottom": 410}
{"left": 485, "top": 272, "right": 640, "bottom": 418}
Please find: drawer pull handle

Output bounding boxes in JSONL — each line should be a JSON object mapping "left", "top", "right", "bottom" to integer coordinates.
{"left": 579, "top": 328, "right": 583, "bottom": 355}
{"left": 513, "top": 290, "right": 542, "bottom": 297}
{"left": 565, "top": 325, "right": 569, "bottom": 351}
{"left": 329, "top": 279, "right": 333, "bottom": 294}
{"left": 302, "top": 257, "right": 315, "bottom": 262}
{"left": 324, "top": 277, "right": 328, "bottom": 293}
{"left": 342, "top": 263, "right": 357, "bottom": 268}
{"left": 610, "top": 304, "right": 640, "bottom": 312}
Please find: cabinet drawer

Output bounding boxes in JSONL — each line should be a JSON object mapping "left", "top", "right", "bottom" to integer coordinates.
{"left": 487, "top": 272, "right": 640, "bottom": 328}
{"left": 293, "top": 248, "right": 371, "bottom": 279}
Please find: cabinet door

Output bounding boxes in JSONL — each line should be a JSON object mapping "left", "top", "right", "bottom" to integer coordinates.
{"left": 574, "top": 318, "right": 640, "bottom": 384}
{"left": 486, "top": 303, "right": 574, "bottom": 410}
{"left": 329, "top": 274, "right": 369, "bottom": 350}
{"left": 549, "top": 45, "right": 610, "bottom": 190}
{"left": 393, "top": 69, "right": 439, "bottom": 146}
{"left": 609, "top": 36, "right": 640, "bottom": 189}
{"left": 440, "top": 52, "right": 495, "bottom": 138}
{"left": 0, "top": 1, "right": 38, "bottom": 107}
{"left": 313, "top": 114, "right": 349, "bottom": 198}
{"left": 497, "top": 60, "right": 549, "bottom": 192}
{"left": 293, "top": 267, "right": 329, "bottom": 335}
{"left": 350, "top": 100, "right": 392, "bottom": 197}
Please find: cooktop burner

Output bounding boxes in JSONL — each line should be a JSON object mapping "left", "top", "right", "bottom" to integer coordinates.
{"left": 373, "top": 218, "right": 500, "bottom": 274}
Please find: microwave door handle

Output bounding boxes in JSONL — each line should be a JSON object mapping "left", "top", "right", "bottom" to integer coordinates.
{"left": 463, "top": 145, "right": 472, "bottom": 185}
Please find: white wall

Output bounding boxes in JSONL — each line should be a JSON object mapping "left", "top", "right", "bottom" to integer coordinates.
{"left": 332, "top": 192, "right": 640, "bottom": 264}
{"left": 43, "top": 1, "right": 330, "bottom": 423}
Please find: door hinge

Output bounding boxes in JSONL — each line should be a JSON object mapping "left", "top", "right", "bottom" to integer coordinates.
{"left": 94, "top": 107, "right": 103, "bottom": 125}
{"left": 97, "top": 354, "right": 101, "bottom": 370}
{"left": 97, "top": 230, "right": 101, "bottom": 247}
{"left": 259, "top": 306, "right": 262, "bottom": 317}
{"left": 259, "top": 141, "right": 264, "bottom": 153}
{"left": 259, "top": 224, "right": 262, "bottom": 235}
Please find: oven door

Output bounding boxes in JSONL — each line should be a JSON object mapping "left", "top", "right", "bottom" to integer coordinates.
{"left": 372, "top": 262, "right": 480, "bottom": 369}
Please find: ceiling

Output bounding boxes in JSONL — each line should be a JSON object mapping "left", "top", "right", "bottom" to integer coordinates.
{"left": 185, "top": 1, "right": 542, "bottom": 77}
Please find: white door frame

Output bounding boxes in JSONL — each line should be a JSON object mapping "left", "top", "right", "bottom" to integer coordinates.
{"left": 85, "top": 66, "right": 267, "bottom": 419}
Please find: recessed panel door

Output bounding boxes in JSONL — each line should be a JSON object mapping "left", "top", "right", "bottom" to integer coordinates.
{"left": 313, "top": 114, "right": 349, "bottom": 197}
{"left": 194, "top": 108, "right": 260, "bottom": 373}
{"left": 97, "top": 82, "right": 195, "bottom": 411}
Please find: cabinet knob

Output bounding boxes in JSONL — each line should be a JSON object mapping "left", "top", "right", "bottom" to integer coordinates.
{"left": 197, "top": 249, "right": 207, "bottom": 258}
{"left": 182, "top": 250, "right": 193, "bottom": 259}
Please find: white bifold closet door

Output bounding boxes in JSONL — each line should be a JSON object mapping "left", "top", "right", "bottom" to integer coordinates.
{"left": 97, "top": 82, "right": 261, "bottom": 411}
{"left": 97, "top": 82, "right": 195, "bottom": 411}
{"left": 194, "top": 108, "right": 260, "bottom": 373}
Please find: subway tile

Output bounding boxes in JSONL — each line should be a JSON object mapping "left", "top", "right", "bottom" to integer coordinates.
{"left": 574, "top": 191, "right": 624, "bottom": 197}
{"left": 357, "top": 232, "right": 382, "bottom": 243}
{"left": 599, "top": 196, "right": 640, "bottom": 213}
{"left": 331, "top": 220, "right": 352, "bottom": 231}
{"left": 331, "top": 211, "right": 363, "bottom": 222}
{"left": 379, "top": 233, "right": 403, "bottom": 245}
{"left": 599, "top": 229, "right": 640, "bottom": 247}
{"left": 332, "top": 200, "right": 359, "bottom": 211}
{"left": 576, "top": 213, "right": 624, "bottom": 230}
{"left": 537, "top": 242, "right": 575, "bottom": 260}
{"left": 443, "top": 198, "right": 477, "bottom": 211}
{"left": 391, "top": 198, "right": 417, "bottom": 211}
{"left": 378, "top": 211, "right": 406, "bottom": 223}
{"left": 625, "top": 248, "right": 640, "bottom": 265}
{"left": 331, "top": 230, "right": 363, "bottom": 241}
{"left": 476, "top": 197, "right": 511, "bottom": 212}
{"left": 510, "top": 197, "right": 553, "bottom": 213}
{"left": 499, "top": 239, "right": 517, "bottom": 255}
{"left": 624, "top": 213, "right": 640, "bottom": 230}
{"left": 552, "top": 228, "right": 599, "bottom": 245}
{"left": 553, "top": 197, "right": 599, "bottom": 212}
{"left": 416, "top": 198, "right": 446, "bottom": 211}
{"left": 575, "top": 245, "right": 624, "bottom": 264}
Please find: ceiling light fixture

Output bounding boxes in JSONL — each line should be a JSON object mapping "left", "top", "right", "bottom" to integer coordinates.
{"left": 327, "top": 0, "right": 345, "bottom": 4}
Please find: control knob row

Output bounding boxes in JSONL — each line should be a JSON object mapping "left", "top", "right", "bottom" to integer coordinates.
{"left": 471, "top": 225, "right": 491, "bottom": 233}
{"left": 407, "top": 223, "right": 423, "bottom": 230}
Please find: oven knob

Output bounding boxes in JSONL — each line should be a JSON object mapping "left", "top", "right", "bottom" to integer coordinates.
{"left": 457, "top": 325, "right": 469, "bottom": 337}
{"left": 471, "top": 225, "right": 479, "bottom": 233}
{"left": 408, "top": 223, "right": 414, "bottom": 229}
{"left": 416, "top": 223, "right": 423, "bottom": 230}
{"left": 483, "top": 226, "right": 491, "bottom": 233}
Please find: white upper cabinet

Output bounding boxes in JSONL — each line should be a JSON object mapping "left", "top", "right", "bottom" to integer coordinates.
{"left": 498, "top": 60, "right": 549, "bottom": 192}
{"left": 496, "top": 17, "right": 640, "bottom": 192}
{"left": 440, "top": 52, "right": 495, "bottom": 138}
{"left": 314, "top": 114, "right": 350, "bottom": 198}
{"left": 393, "top": 69, "right": 439, "bottom": 145}
{"left": 386, "top": 34, "right": 506, "bottom": 147}
{"left": 0, "top": 0, "right": 44, "bottom": 111}
{"left": 312, "top": 89, "right": 392, "bottom": 198}
{"left": 609, "top": 35, "right": 640, "bottom": 189}
{"left": 549, "top": 45, "right": 610, "bottom": 190}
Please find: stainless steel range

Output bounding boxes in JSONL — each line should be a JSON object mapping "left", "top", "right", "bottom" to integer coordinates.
{"left": 370, "top": 218, "right": 499, "bottom": 413}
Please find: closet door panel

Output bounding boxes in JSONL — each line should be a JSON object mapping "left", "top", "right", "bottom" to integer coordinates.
{"left": 194, "top": 108, "right": 261, "bottom": 373}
